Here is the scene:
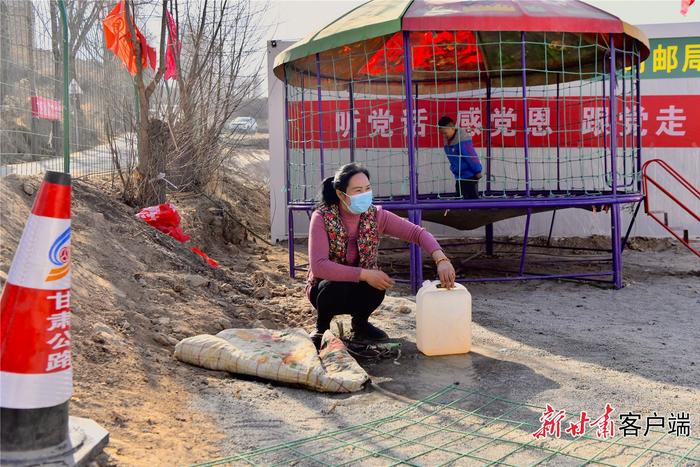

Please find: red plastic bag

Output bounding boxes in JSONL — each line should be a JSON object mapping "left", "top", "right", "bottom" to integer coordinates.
{"left": 136, "top": 203, "right": 190, "bottom": 243}
{"left": 137, "top": 203, "right": 219, "bottom": 268}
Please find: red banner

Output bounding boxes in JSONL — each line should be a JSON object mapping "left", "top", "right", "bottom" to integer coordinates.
{"left": 31, "top": 96, "right": 62, "bottom": 121}
{"left": 288, "top": 95, "right": 698, "bottom": 149}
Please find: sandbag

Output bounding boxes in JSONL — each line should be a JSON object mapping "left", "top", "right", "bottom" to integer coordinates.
{"left": 174, "top": 328, "right": 369, "bottom": 393}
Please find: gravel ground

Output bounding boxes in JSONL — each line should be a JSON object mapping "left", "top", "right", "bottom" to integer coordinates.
{"left": 188, "top": 248, "right": 699, "bottom": 463}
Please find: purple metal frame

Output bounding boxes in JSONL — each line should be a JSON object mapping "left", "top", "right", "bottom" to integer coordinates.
{"left": 602, "top": 57, "right": 608, "bottom": 175}
{"left": 635, "top": 49, "right": 643, "bottom": 192}
{"left": 348, "top": 82, "right": 355, "bottom": 162}
{"left": 301, "top": 72, "right": 308, "bottom": 200}
{"left": 485, "top": 77, "right": 494, "bottom": 256}
{"left": 621, "top": 39, "right": 628, "bottom": 185}
{"left": 283, "top": 32, "right": 638, "bottom": 290}
{"left": 519, "top": 32, "right": 532, "bottom": 276}
{"left": 289, "top": 193, "right": 642, "bottom": 210}
{"left": 556, "top": 73, "right": 561, "bottom": 191}
{"left": 403, "top": 31, "right": 422, "bottom": 293}
{"left": 609, "top": 35, "right": 623, "bottom": 288}
{"left": 315, "top": 53, "right": 325, "bottom": 178}
{"left": 284, "top": 69, "right": 296, "bottom": 279}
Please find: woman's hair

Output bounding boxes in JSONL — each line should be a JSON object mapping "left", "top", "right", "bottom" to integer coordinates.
{"left": 318, "top": 163, "right": 370, "bottom": 207}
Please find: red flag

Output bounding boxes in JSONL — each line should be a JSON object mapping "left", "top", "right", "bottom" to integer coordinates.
{"left": 681, "top": 0, "right": 696, "bottom": 15}
{"left": 165, "top": 10, "right": 180, "bottom": 80}
{"left": 103, "top": 0, "right": 156, "bottom": 75}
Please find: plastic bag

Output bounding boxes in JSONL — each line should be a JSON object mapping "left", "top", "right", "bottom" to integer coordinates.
{"left": 135, "top": 203, "right": 190, "bottom": 243}
{"left": 190, "top": 247, "right": 219, "bottom": 268}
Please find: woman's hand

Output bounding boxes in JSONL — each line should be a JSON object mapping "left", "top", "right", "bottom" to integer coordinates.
{"left": 432, "top": 249, "right": 456, "bottom": 289}
{"left": 360, "top": 269, "right": 395, "bottom": 291}
{"left": 437, "top": 260, "right": 456, "bottom": 289}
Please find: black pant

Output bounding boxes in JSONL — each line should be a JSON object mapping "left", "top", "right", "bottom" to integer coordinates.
{"left": 309, "top": 280, "right": 386, "bottom": 332}
{"left": 456, "top": 179, "right": 479, "bottom": 199}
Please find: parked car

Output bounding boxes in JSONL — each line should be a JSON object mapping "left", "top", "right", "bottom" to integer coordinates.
{"left": 226, "top": 116, "right": 258, "bottom": 134}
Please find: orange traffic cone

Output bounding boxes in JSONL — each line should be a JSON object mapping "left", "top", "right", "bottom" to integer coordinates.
{"left": 1, "top": 171, "right": 108, "bottom": 464}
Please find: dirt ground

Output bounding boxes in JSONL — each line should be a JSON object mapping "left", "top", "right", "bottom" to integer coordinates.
{"left": 0, "top": 142, "right": 698, "bottom": 466}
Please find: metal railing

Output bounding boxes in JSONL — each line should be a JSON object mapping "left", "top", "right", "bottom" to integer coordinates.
{"left": 642, "top": 158, "right": 700, "bottom": 257}
{"left": 0, "top": 0, "right": 135, "bottom": 179}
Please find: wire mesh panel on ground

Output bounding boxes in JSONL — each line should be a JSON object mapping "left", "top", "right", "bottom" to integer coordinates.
{"left": 194, "top": 385, "right": 699, "bottom": 466}
{"left": 0, "top": 0, "right": 135, "bottom": 179}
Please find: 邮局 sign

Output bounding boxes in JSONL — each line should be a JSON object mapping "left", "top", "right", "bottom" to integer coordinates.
{"left": 634, "top": 36, "right": 700, "bottom": 79}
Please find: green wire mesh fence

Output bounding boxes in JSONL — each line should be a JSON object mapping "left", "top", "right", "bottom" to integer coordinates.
{"left": 0, "top": 0, "right": 135, "bottom": 179}
{"left": 194, "top": 385, "right": 698, "bottom": 467}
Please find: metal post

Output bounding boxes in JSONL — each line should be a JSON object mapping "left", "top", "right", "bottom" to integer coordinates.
{"left": 414, "top": 209, "right": 423, "bottom": 290}
{"left": 621, "top": 201, "right": 642, "bottom": 252}
{"left": 408, "top": 210, "right": 415, "bottom": 292}
{"left": 556, "top": 73, "right": 561, "bottom": 192}
{"left": 519, "top": 209, "right": 532, "bottom": 276}
{"left": 404, "top": 32, "right": 421, "bottom": 293}
{"left": 288, "top": 209, "right": 296, "bottom": 279}
{"left": 315, "top": 53, "right": 325, "bottom": 179}
{"left": 518, "top": 32, "right": 532, "bottom": 274}
{"left": 301, "top": 72, "right": 308, "bottom": 200}
{"left": 609, "top": 35, "right": 623, "bottom": 288}
{"left": 348, "top": 82, "right": 355, "bottom": 162}
{"left": 403, "top": 31, "right": 418, "bottom": 204}
{"left": 521, "top": 32, "right": 530, "bottom": 197}
{"left": 485, "top": 224, "right": 494, "bottom": 256}
{"left": 602, "top": 62, "right": 608, "bottom": 186}
{"left": 621, "top": 46, "right": 627, "bottom": 188}
{"left": 485, "top": 78, "right": 494, "bottom": 255}
{"left": 284, "top": 71, "right": 295, "bottom": 278}
{"left": 635, "top": 51, "right": 642, "bottom": 192}
{"left": 486, "top": 77, "right": 492, "bottom": 193}
{"left": 546, "top": 210, "right": 557, "bottom": 246}
{"left": 407, "top": 209, "right": 424, "bottom": 294}
{"left": 414, "top": 82, "right": 419, "bottom": 171}
{"left": 58, "top": 0, "right": 69, "bottom": 174}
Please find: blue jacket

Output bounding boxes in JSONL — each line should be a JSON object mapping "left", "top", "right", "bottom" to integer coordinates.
{"left": 443, "top": 128, "right": 483, "bottom": 180}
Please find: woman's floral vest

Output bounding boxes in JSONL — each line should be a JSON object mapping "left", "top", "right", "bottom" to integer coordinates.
{"left": 308, "top": 203, "right": 379, "bottom": 288}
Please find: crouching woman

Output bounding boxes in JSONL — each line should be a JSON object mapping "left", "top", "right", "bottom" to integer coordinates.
{"left": 306, "top": 163, "right": 456, "bottom": 347}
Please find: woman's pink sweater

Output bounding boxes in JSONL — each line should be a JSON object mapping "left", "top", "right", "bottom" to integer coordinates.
{"left": 306, "top": 205, "right": 441, "bottom": 296}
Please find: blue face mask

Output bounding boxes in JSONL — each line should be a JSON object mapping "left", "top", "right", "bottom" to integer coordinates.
{"left": 342, "top": 190, "right": 373, "bottom": 214}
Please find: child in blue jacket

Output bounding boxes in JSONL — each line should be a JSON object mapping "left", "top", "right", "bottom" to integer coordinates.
{"left": 437, "top": 116, "right": 483, "bottom": 199}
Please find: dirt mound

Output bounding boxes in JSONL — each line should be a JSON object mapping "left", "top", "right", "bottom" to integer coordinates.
{"left": 0, "top": 173, "right": 313, "bottom": 465}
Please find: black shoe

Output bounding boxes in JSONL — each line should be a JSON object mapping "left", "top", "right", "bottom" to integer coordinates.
{"left": 309, "top": 330, "right": 324, "bottom": 351}
{"left": 351, "top": 321, "right": 389, "bottom": 342}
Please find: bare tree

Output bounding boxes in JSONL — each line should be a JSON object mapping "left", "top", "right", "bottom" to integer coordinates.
{"left": 120, "top": 0, "right": 170, "bottom": 205}
{"left": 105, "top": 0, "right": 266, "bottom": 206}
{"left": 166, "top": 0, "right": 266, "bottom": 191}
